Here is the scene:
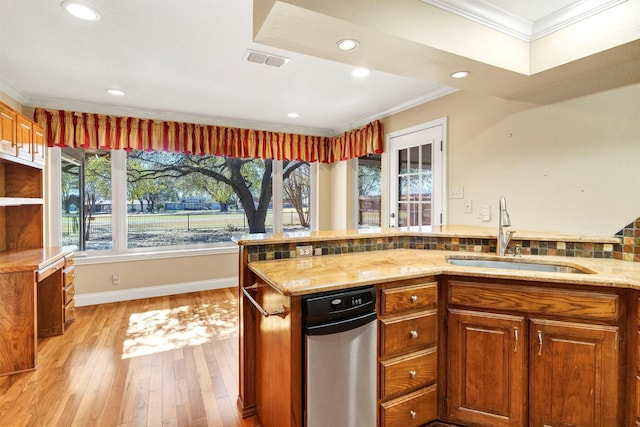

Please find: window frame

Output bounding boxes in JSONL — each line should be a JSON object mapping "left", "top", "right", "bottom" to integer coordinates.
{"left": 48, "top": 148, "right": 316, "bottom": 259}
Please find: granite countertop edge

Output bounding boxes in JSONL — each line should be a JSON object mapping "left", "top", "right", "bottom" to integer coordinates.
{"left": 247, "top": 249, "right": 640, "bottom": 296}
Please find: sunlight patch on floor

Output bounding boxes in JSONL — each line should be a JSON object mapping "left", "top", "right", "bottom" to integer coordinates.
{"left": 122, "top": 303, "right": 238, "bottom": 359}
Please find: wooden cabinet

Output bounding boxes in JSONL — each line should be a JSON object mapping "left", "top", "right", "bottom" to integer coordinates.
{"left": 445, "top": 277, "right": 623, "bottom": 427}
{"left": 0, "top": 103, "right": 45, "bottom": 252}
{"left": 63, "top": 254, "right": 76, "bottom": 328}
{"left": 33, "top": 124, "right": 45, "bottom": 166}
{"left": 0, "top": 102, "right": 46, "bottom": 168}
{"left": 0, "top": 248, "right": 73, "bottom": 376}
{"left": 0, "top": 270, "right": 37, "bottom": 375}
{"left": 379, "top": 278, "right": 438, "bottom": 427}
{"left": 530, "top": 319, "right": 619, "bottom": 426}
{"left": 0, "top": 103, "right": 17, "bottom": 157}
{"left": 447, "top": 309, "right": 526, "bottom": 426}
{"left": 16, "top": 115, "right": 33, "bottom": 162}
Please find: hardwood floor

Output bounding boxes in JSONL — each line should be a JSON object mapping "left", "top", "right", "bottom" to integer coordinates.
{"left": 0, "top": 288, "right": 257, "bottom": 427}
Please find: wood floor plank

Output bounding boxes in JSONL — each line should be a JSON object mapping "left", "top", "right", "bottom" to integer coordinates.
{"left": 0, "top": 288, "right": 256, "bottom": 427}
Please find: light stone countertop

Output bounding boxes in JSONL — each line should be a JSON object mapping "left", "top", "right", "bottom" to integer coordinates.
{"left": 248, "top": 249, "right": 640, "bottom": 296}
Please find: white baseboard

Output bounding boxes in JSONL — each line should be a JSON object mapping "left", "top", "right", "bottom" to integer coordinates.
{"left": 74, "top": 277, "right": 238, "bottom": 307}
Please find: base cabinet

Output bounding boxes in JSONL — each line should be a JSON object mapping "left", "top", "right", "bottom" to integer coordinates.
{"left": 445, "top": 277, "right": 623, "bottom": 427}
{"left": 530, "top": 319, "right": 619, "bottom": 427}
{"left": 447, "top": 309, "right": 526, "bottom": 426}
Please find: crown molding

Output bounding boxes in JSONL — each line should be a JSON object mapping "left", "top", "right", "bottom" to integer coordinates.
{"left": 0, "top": 77, "right": 29, "bottom": 106}
{"left": 421, "top": 0, "right": 629, "bottom": 42}
{"left": 333, "top": 86, "right": 458, "bottom": 134}
{"left": 531, "top": 0, "right": 629, "bottom": 40}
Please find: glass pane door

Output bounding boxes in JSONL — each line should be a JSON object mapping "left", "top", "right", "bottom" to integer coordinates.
{"left": 388, "top": 120, "right": 445, "bottom": 228}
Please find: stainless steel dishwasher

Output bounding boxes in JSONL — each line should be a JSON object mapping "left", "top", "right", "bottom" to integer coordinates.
{"left": 303, "top": 286, "right": 377, "bottom": 427}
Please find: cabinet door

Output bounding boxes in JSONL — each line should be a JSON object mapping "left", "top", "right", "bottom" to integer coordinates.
{"left": 32, "top": 124, "right": 45, "bottom": 165}
{"left": 447, "top": 309, "right": 526, "bottom": 427}
{"left": 16, "top": 115, "right": 33, "bottom": 162}
{"left": 530, "top": 319, "right": 619, "bottom": 427}
{"left": 0, "top": 104, "right": 17, "bottom": 156}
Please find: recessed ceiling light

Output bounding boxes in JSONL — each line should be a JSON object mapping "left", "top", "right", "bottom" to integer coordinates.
{"left": 337, "top": 39, "right": 359, "bottom": 51}
{"left": 61, "top": 1, "right": 101, "bottom": 21}
{"left": 451, "top": 71, "right": 470, "bottom": 79}
{"left": 106, "top": 88, "right": 125, "bottom": 96}
{"left": 351, "top": 68, "right": 370, "bottom": 78}
{"left": 287, "top": 112, "right": 299, "bottom": 118}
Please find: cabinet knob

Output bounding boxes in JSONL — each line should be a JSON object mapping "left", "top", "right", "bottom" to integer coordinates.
{"left": 409, "top": 330, "right": 418, "bottom": 339}
{"left": 409, "top": 410, "right": 417, "bottom": 419}
{"left": 410, "top": 295, "right": 418, "bottom": 303}
{"left": 409, "top": 370, "right": 417, "bottom": 379}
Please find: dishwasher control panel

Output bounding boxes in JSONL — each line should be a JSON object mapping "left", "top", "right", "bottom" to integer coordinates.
{"left": 303, "top": 286, "right": 375, "bottom": 326}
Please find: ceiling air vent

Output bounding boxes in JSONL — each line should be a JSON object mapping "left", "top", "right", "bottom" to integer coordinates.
{"left": 244, "top": 49, "right": 289, "bottom": 68}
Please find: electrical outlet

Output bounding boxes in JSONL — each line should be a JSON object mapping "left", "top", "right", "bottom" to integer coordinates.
{"left": 296, "top": 245, "right": 313, "bottom": 257}
{"left": 464, "top": 199, "right": 472, "bottom": 214}
{"left": 112, "top": 274, "right": 120, "bottom": 285}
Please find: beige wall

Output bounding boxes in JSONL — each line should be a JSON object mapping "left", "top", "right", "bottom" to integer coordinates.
{"left": 75, "top": 251, "right": 238, "bottom": 298}
{"left": 382, "top": 83, "right": 640, "bottom": 236}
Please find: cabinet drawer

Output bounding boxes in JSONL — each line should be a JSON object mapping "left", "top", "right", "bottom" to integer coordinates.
{"left": 380, "top": 348, "right": 437, "bottom": 400}
{"left": 381, "top": 282, "right": 437, "bottom": 315}
{"left": 64, "top": 255, "right": 74, "bottom": 268}
{"left": 64, "top": 282, "right": 75, "bottom": 305}
{"left": 64, "top": 266, "right": 75, "bottom": 287}
{"left": 37, "top": 258, "right": 65, "bottom": 281}
{"left": 449, "top": 280, "right": 619, "bottom": 322}
{"left": 380, "top": 310, "right": 437, "bottom": 357}
{"left": 380, "top": 384, "right": 437, "bottom": 427}
{"left": 64, "top": 299, "right": 75, "bottom": 324}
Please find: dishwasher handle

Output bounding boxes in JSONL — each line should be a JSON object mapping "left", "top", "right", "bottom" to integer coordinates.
{"left": 243, "top": 285, "right": 288, "bottom": 318}
{"left": 305, "top": 311, "right": 377, "bottom": 336}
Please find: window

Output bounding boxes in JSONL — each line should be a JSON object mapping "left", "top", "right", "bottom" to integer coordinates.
{"left": 282, "top": 161, "right": 310, "bottom": 232}
{"left": 60, "top": 148, "right": 312, "bottom": 254}
{"left": 357, "top": 154, "right": 382, "bottom": 229}
{"left": 61, "top": 148, "right": 113, "bottom": 251}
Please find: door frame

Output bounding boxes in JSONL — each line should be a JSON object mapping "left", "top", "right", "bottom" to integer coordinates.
{"left": 385, "top": 117, "right": 448, "bottom": 228}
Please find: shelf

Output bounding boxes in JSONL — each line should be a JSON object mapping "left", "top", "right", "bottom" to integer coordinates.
{"left": 0, "top": 197, "right": 44, "bottom": 206}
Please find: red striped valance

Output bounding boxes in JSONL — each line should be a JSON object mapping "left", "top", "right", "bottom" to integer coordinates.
{"left": 33, "top": 108, "right": 383, "bottom": 163}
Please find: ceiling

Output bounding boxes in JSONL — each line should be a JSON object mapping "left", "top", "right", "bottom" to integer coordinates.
{"left": 0, "top": 0, "right": 638, "bottom": 137}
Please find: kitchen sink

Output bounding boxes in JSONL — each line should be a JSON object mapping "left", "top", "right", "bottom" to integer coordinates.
{"left": 446, "top": 257, "right": 595, "bottom": 274}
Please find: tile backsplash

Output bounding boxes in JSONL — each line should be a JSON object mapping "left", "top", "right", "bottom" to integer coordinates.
{"left": 247, "top": 234, "right": 620, "bottom": 263}
{"left": 614, "top": 218, "right": 640, "bottom": 262}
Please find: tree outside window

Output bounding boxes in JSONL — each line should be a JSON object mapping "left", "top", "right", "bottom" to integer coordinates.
{"left": 61, "top": 148, "right": 311, "bottom": 251}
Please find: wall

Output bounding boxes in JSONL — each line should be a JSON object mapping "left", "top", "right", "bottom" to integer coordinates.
{"left": 74, "top": 251, "right": 238, "bottom": 305}
{"left": 382, "top": 83, "right": 640, "bottom": 236}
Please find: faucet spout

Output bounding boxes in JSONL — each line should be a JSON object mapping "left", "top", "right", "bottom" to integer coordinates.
{"left": 497, "top": 196, "right": 514, "bottom": 256}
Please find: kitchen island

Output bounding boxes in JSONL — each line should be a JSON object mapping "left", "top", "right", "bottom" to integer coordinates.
{"left": 235, "top": 226, "right": 640, "bottom": 426}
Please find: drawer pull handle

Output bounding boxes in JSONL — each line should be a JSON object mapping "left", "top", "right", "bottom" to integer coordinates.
{"left": 409, "top": 410, "right": 417, "bottom": 419}
{"left": 409, "top": 370, "right": 417, "bottom": 379}
{"left": 410, "top": 295, "right": 418, "bottom": 303}
{"left": 514, "top": 327, "right": 519, "bottom": 352}
{"left": 409, "top": 330, "right": 418, "bottom": 339}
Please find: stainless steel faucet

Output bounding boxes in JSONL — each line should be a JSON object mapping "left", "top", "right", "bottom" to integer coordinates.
{"left": 497, "top": 196, "right": 515, "bottom": 256}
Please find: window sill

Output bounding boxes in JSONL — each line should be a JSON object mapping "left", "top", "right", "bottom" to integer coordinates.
{"left": 73, "top": 245, "right": 239, "bottom": 265}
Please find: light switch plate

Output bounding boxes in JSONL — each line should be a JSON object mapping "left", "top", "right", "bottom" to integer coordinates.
{"left": 464, "top": 199, "right": 472, "bottom": 214}
{"left": 479, "top": 205, "right": 491, "bottom": 222}
{"left": 449, "top": 186, "right": 464, "bottom": 199}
